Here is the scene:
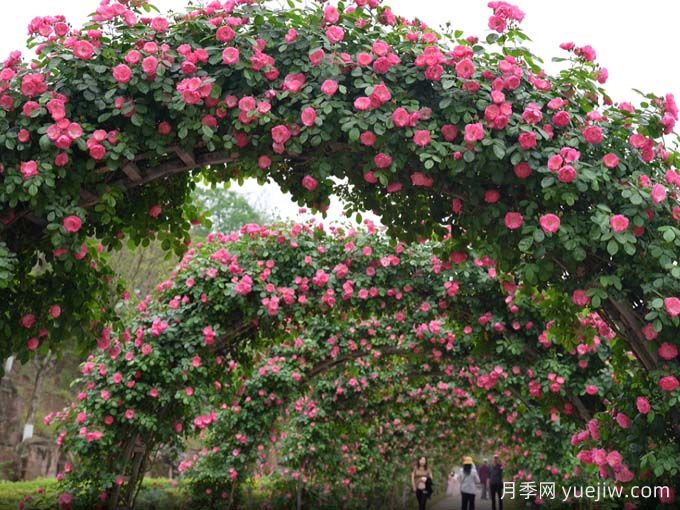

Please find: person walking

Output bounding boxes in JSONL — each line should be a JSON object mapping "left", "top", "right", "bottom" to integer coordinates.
{"left": 479, "top": 459, "right": 490, "bottom": 500}
{"left": 489, "top": 454, "right": 504, "bottom": 510}
{"left": 455, "top": 456, "right": 480, "bottom": 510}
{"left": 411, "top": 456, "right": 433, "bottom": 510}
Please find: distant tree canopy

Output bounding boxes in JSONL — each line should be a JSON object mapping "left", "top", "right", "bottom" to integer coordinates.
{"left": 190, "top": 186, "right": 273, "bottom": 238}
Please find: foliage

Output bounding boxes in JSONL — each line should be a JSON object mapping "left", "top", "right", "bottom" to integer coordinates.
{"left": 0, "top": 478, "right": 185, "bottom": 510}
{"left": 0, "top": 0, "right": 678, "bottom": 506}
{"left": 46, "top": 222, "right": 675, "bottom": 508}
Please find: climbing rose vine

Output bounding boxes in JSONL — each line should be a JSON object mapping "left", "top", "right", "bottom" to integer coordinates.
{"left": 49, "top": 221, "right": 674, "bottom": 509}
{"left": 0, "top": 0, "right": 677, "bottom": 506}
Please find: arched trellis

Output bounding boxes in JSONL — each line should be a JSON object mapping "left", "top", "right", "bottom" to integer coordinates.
{"left": 0, "top": 0, "right": 676, "bottom": 505}
{"left": 48, "top": 222, "right": 630, "bottom": 509}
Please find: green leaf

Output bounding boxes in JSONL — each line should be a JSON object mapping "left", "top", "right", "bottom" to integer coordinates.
{"left": 606, "top": 239, "right": 619, "bottom": 256}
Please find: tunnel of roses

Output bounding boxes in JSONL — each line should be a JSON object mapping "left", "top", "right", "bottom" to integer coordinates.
{"left": 0, "top": 0, "right": 679, "bottom": 507}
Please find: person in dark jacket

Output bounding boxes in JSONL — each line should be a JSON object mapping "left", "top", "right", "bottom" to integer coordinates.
{"left": 478, "top": 459, "right": 490, "bottom": 499}
{"left": 489, "top": 455, "right": 504, "bottom": 510}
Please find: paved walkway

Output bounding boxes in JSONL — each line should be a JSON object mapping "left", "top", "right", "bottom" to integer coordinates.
{"left": 430, "top": 479, "right": 495, "bottom": 510}
{"left": 431, "top": 494, "right": 494, "bottom": 510}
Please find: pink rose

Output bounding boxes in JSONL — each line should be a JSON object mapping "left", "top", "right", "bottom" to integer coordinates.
{"left": 301, "top": 107, "right": 317, "bottom": 127}
{"left": 320, "top": 79, "right": 338, "bottom": 96}
{"left": 391, "top": 107, "right": 410, "bottom": 128}
{"left": 354, "top": 97, "right": 371, "bottom": 110}
{"left": 504, "top": 212, "right": 523, "bottom": 230}
{"left": 222, "top": 47, "right": 239, "bottom": 65}
{"left": 325, "top": 26, "right": 344, "bottom": 44}
{"left": 659, "top": 375, "right": 679, "bottom": 392}
{"left": 464, "top": 123, "right": 485, "bottom": 143}
{"left": 636, "top": 396, "right": 650, "bottom": 414}
{"left": 271, "top": 125, "right": 291, "bottom": 144}
{"left": 539, "top": 214, "right": 560, "bottom": 233}
{"left": 73, "top": 40, "right": 94, "bottom": 60}
{"left": 514, "top": 162, "right": 532, "bottom": 179}
{"left": 125, "top": 50, "right": 141, "bottom": 65}
{"left": 149, "top": 205, "right": 162, "bottom": 218}
{"left": 602, "top": 153, "right": 619, "bottom": 169}
{"left": 216, "top": 25, "right": 235, "bottom": 42}
{"left": 651, "top": 183, "right": 667, "bottom": 204}
{"left": 360, "top": 131, "right": 376, "bottom": 146}
{"left": 658, "top": 342, "right": 678, "bottom": 360}
{"left": 142, "top": 56, "right": 158, "bottom": 75}
{"left": 572, "top": 289, "right": 590, "bottom": 307}
{"left": 150, "top": 17, "right": 169, "bottom": 32}
{"left": 20, "top": 160, "right": 39, "bottom": 180}
{"left": 615, "top": 413, "right": 630, "bottom": 429}
{"left": 488, "top": 15, "right": 506, "bottom": 33}
{"left": 27, "top": 337, "right": 39, "bottom": 351}
{"left": 441, "top": 124, "right": 458, "bottom": 141}
{"left": 112, "top": 64, "right": 132, "bottom": 84}
{"left": 664, "top": 297, "right": 680, "bottom": 317}
{"left": 323, "top": 5, "right": 339, "bottom": 23}
{"left": 518, "top": 132, "right": 537, "bottom": 150}
{"left": 610, "top": 214, "right": 629, "bottom": 233}
{"left": 557, "top": 165, "right": 577, "bottom": 183}
{"left": 283, "top": 73, "right": 306, "bottom": 93}
{"left": 410, "top": 172, "right": 433, "bottom": 187}
{"left": 552, "top": 110, "right": 570, "bottom": 127}
{"left": 374, "top": 153, "right": 392, "bottom": 169}
{"left": 302, "top": 175, "right": 318, "bottom": 191}
{"left": 413, "top": 130, "right": 431, "bottom": 147}
{"left": 583, "top": 125, "right": 603, "bottom": 144}
{"left": 455, "top": 58, "right": 475, "bottom": 79}
{"left": 63, "top": 215, "right": 82, "bottom": 233}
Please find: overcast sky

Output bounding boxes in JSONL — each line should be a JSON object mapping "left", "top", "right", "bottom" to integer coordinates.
{"left": 3, "top": 0, "right": 678, "bottom": 224}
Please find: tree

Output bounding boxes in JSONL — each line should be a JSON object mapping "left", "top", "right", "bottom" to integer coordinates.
{"left": 190, "top": 187, "right": 272, "bottom": 239}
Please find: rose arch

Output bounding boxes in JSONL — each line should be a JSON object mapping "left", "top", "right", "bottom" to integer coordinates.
{"left": 49, "top": 221, "right": 627, "bottom": 509}
{"left": 0, "top": 0, "right": 678, "bottom": 506}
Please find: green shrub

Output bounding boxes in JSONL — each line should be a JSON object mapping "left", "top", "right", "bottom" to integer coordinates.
{"left": 0, "top": 478, "right": 187, "bottom": 510}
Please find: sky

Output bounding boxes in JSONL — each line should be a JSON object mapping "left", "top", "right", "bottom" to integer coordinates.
{"left": 2, "top": 0, "right": 678, "bottom": 224}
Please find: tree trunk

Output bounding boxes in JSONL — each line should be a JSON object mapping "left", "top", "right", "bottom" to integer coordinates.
{"left": 23, "top": 352, "right": 53, "bottom": 440}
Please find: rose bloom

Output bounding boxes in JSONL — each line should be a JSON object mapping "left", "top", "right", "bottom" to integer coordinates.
{"left": 504, "top": 212, "right": 523, "bottom": 230}
{"left": 301, "top": 107, "right": 317, "bottom": 127}
{"left": 539, "top": 213, "right": 560, "bottom": 233}
{"left": 610, "top": 214, "right": 629, "bottom": 233}
{"left": 222, "top": 47, "right": 239, "bottom": 65}
{"left": 413, "top": 130, "right": 431, "bottom": 147}
{"left": 557, "top": 165, "right": 577, "bottom": 183}
{"left": 636, "top": 396, "right": 651, "bottom": 414}
{"left": 464, "top": 123, "right": 485, "bottom": 143}
{"left": 518, "top": 132, "right": 537, "bottom": 150}
{"left": 73, "top": 40, "right": 94, "bottom": 60}
{"left": 658, "top": 342, "right": 678, "bottom": 360}
{"left": 320, "top": 79, "right": 338, "bottom": 96}
{"left": 659, "top": 375, "right": 679, "bottom": 392}
{"left": 63, "top": 215, "right": 82, "bottom": 233}
{"left": 583, "top": 125, "right": 603, "bottom": 144}
{"left": 20, "top": 160, "right": 38, "bottom": 180}
{"left": 374, "top": 153, "right": 392, "bottom": 169}
{"left": 271, "top": 125, "right": 291, "bottom": 144}
{"left": 572, "top": 289, "right": 590, "bottom": 307}
{"left": 664, "top": 297, "right": 680, "bottom": 317}
{"left": 302, "top": 175, "right": 318, "bottom": 191}
{"left": 514, "top": 162, "right": 532, "bottom": 179}
{"left": 112, "top": 64, "right": 133, "bottom": 84}
{"left": 602, "top": 153, "right": 619, "bottom": 168}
